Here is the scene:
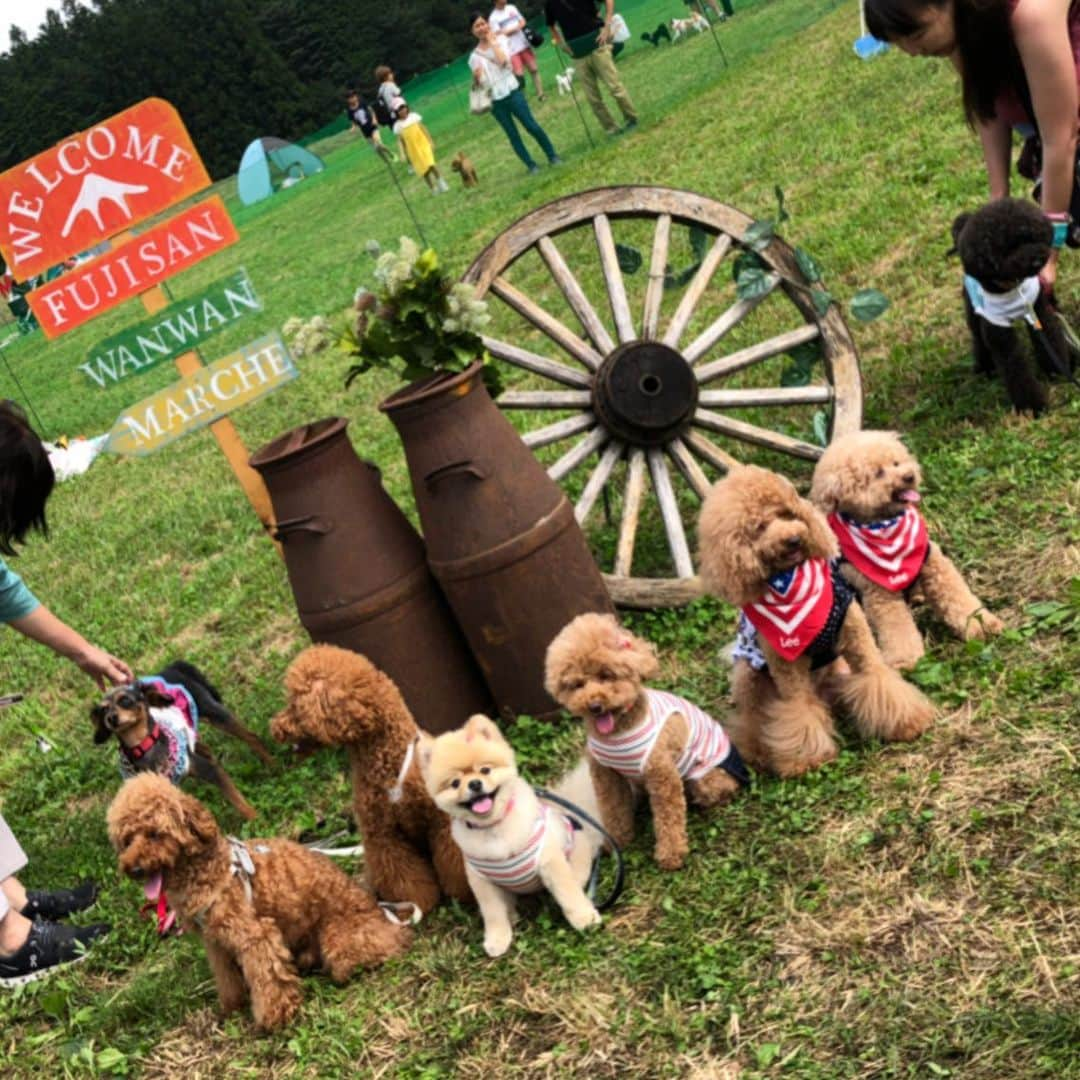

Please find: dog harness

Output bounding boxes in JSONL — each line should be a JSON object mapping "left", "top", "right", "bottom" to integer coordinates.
{"left": 464, "top": 803, "right": 577, "bottom": 895}
{"left": 733, "top": 560, "right": 855, "bottom": 671}
{"left": 587, "top": 689, "right": 746, "bottom": 785}
{"left": 228, "top": 836, "right": 271, "bottom": 904}
{"left": 828, "top": 510, "right": 929, "bottom": 592}
{"left": 964, "top": 274, "right": 1042, "bottom": 329}
{"left": 118, "top": 678, "right": 199, "bottom": 784}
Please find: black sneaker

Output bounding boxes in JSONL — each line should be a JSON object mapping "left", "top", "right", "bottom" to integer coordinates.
{"left": 21, "top": 880, "right": 99, "bottom": 921}
{"left": 0, "top": 919, "right": 109, "bottom": 987}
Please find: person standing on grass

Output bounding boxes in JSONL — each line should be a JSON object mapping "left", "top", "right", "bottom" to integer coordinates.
{"left": 374, "top": 65, "right": 405, "bottom": 162}
{"left": 392, "top": 99, "right": 450, "bottom": 193}
{"left": 865, "top": 0, "right": 1079, "bottom": 292}
{"left": 489, "top": 0, "right": 546, "bottom": 100}
{"left": 0, "top": 400, "right": 130, "bottom": 986}
{"left": 545, "top": 0, "right": 638, "bottom": 136}
{"left": 345, "top": 89, "right": 393, "bottom": 162}
{"left": 470, "top": 14, "right": 562, "bottom": 174}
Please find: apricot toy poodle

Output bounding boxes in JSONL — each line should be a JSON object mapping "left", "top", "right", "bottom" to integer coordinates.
{"left": 270, "top": 644, "right": 472, "bottom": 915}
{"left": 545, "top": 613, "right": 747, "bottom": 870}
{"left": 697, "top": 465, "right": 937, "bottom": 777}
{"left": 107, "top": 773, "right": 411, "bottom": 1031}
{"left": 810, "top": 430, "right": 1003, "bottom": 669}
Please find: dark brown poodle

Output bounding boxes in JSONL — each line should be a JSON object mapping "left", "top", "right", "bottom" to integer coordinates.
{"left": 107, "top": 773, "right": 411, "bottom": 1032}
{"left": 953, "top": 198, "right": 1078, "bottom": 415}
{"left": 270, "top": 645, "right": 472, "bottom": 915}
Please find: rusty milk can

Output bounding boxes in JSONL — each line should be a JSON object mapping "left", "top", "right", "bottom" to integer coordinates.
{"left": 250, "top": 417, "right": 492, "bottom": 734}
{"left": 380, "top": 363, "right": 614, "bottom": 718}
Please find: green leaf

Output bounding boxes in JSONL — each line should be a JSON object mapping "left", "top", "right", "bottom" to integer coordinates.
{"left": 688, "top": 225, "right": 710, "bottom": 262}
{"left": 811, "top": 288, "right": 833, "bottom": 316}
{"left": 850, "top": 288, "right": 890, "bottom": 322}
{"left": 812, "top": 409, "right": 829, "bottom": 446}
{"left": 774, "top": 184, "right": 789, "bottom": 223}
{"left": 616, "top": 243, "right": 643, "bottom": 274}
{"left": 744, "top": 219, "right": 775, "bottom": 252}
{"left": 736, "top": 267, "right": 772, "bottom": 301}
{"left": 794, "top": 246, "right": 823, "bottom": 283}
{"left": 96, "top": 1047, "right": 129, "bottom": 1073}
{"left": 755, "top": 1043, "right": 781, "bottom": 1067}
{"left": 731, "top": 249, "right": 765, "bottom": 282}
{"left": 781, "top": 356, "right": 813, "bottom": 387}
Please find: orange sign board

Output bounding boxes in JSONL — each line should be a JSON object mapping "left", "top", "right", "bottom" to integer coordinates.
{"left": 0, "top": 98, "right": 211, "bottom": 282}
{"left": 27, "top": 196, "right": 238, "bottom": 338}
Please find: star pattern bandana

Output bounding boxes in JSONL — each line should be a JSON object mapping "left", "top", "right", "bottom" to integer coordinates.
{"left": 742, "top": 557, "right": 834, "bottom": 661}
{"left": 829, "top": 509, "right": 929, "bottom": 592}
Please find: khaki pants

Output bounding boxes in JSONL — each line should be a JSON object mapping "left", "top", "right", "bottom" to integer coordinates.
{"left": 574, "top": 46, "right": 637, "bottom": 134}
{"left": 0, "top": 813, "right": 28, "bottom": 920}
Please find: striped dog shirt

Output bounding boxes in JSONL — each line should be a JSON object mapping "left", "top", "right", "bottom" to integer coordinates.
{"left": 587, "top": 689, "right": 746, "bottom": 785}
{"left": 464, "top": 804, "right": 577, "bottom": 895}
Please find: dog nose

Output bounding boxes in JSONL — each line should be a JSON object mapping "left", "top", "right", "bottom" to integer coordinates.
{"left": 901, "top": 472, "right": 916, "bottom": 485}
{"left": 588, "top": 701, "right": 604, "bottom": 715}
{"left": 129, "top": 865, "right": 146, "bottom": 881}
{"left": 468, "top": 778, "right": 483, "bottom": 793}
{"left": 784, "top": 536, "right": 802, "bottom": 552}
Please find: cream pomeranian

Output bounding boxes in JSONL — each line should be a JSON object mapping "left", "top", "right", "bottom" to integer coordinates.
{"left": 419, "top": 714, "right": 603, "bottom": 958}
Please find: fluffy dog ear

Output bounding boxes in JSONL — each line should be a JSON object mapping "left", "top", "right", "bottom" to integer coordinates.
{"left": 799, "top": 498, "right": 839, "bottom": 560}
{"left": 616, "top": 631, "right": 659, "bottom": 680}
{"left": 948, "top": 212, "right": 971, "bottom": 256}
{"left": 808, "top": 464, "right": 845, "bottom": 514}
{"left": 416, "top": 732, "right": 434, "bottom": 780}
{"left": 463, "top": 713, "right": 501, "bottom": 743}
{"left": 181, "top": 794, "right": 219, "bottom": 851}
{"left": 90, "top": 704, "right": 111, "bottom": 745}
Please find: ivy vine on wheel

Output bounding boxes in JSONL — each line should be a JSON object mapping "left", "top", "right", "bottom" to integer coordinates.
{"left": 462, "top": 186, "right": 875, "bottom": 609}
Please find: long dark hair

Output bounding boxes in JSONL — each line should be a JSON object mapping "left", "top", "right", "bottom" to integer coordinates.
{"left": 865, "top": 0, "right": 1024, "bottom": 125}
{"left": 0, "top": 400, "right": 54, "bottom": 556}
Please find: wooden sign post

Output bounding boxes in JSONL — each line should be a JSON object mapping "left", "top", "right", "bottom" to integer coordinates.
{"left": 0, "top": 99, "right": 277, "bottom": 535}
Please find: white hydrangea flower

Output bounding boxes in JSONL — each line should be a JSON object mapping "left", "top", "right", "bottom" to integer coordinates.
{"left": 282, "top": 316, "right": 303, "bottom": 336}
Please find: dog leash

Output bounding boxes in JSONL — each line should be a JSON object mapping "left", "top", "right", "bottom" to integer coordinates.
{"left": 531, "top": 787, "right": 625, "bottom": 912}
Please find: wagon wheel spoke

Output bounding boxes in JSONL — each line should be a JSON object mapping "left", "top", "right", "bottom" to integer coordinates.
{"left": 698, "top": 385, "right": 833, "bottom": 408}
{"left": 522, "top": 412, "right": 597, "bottom": 449}
{"left": 663, "top": 233, "right": 733, "bottom": 349}
{"left": 482, "top": 336, "right": 592, "bottom": 388}
{"left": 499, "top": 390, "right": 592, "bottom": 409}
{"left": 684, "top": 274, "right": 782, "bottom": 366}
{"left": 665, "top": 437, "right": 712, "bottom": 500}
{"left": 696, "top": 324, "right": 821, "bottom": 385}
{"left": 575, "top": 441, "right": 624, "bottom": 524}
{"left": 682, "top": 429, "right": 740, "bottom": 474}
{"left": 535, "top": 236, "right": 616, "bottom": 355}
{"left": 642, "top": 213, "right": 671, "bottom": 341}
{"left": 593, "top": 213, "right": 636, "bottom": 344}
{"left": 491, "top": 275, "right": 604, "bottom": 370}
{"left": 647, "top": 449, "right": 695, "bottom": 578}
{"left": 548, "top": 426, "right": 609, "bottom": 482}
{"left": 613, "top": 449, "right": 647, "bottom": 577}
{"left": 694, "top": 407, "right": 823, "bottom": 460}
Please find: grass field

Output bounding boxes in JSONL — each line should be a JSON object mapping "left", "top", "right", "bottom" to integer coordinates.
{"left": 1, "top": 0, "right": 1079, "bottom": 1076}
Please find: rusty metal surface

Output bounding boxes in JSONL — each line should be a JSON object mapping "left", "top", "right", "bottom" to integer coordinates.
{"left": 250, "top": 417, "right": 492, "bottom": 734}
{"left": 381, "top": 366, "right": 613, "bottom": 718}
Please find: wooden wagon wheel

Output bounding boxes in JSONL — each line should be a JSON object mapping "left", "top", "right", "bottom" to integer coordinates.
{"left": 462, "top": 186, "right": 863, "bottom": 609}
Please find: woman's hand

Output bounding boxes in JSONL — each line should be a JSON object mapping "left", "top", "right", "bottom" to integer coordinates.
{"left": 74, "top": 644, "right": 133, "bottom": 690}
{"left": 1039, "top": 251, "right": 1060, "bottom": 297}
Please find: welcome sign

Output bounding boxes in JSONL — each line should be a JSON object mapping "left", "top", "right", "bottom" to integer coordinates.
{"left": 104, "top": 332, "right": 297, "bottom": 456}
{"left": 0, "top": 98, "right": 211, "bottom": 282}
{"left": 79, "top": 269, "right": 261, "bottom": 388}
{"left": 27, "top": 196, "right": 238, "bottom": 338}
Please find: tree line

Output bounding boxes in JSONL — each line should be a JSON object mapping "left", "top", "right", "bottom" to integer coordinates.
{"left": 0, "top": 0, "right": 542, "bottom": 178}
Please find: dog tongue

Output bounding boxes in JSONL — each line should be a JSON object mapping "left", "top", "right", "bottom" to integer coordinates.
{"left": 471, "top": 796, "right": 494, "bottom": 816}
{"left": 143, "top": 871, "right": 162, "bottom": 902}
{"left": 898, "top": 489, "right": 921, "bottom": 504}
{"left": 595, "top": 712, "right": 615, "bottom": 735}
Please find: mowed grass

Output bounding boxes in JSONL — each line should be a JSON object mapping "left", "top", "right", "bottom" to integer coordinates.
{"left": 1, "top": 1, "right": 1079, "bottom": 1076}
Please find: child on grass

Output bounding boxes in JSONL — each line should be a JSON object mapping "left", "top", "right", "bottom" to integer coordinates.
{"left": 391, "top": 100, "right": 449, "bottom": 194}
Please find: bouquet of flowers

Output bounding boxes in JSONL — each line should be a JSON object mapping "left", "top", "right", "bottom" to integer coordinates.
{"left": 343, "top": 237, "right": 502, "bottom": 396}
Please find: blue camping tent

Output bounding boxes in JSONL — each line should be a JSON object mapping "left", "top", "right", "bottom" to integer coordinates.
{"left": 237, "top": 136, "right": 325, "bottom": 206}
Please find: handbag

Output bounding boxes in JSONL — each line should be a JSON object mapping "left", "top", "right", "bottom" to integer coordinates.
{"left": 469, "top": 84, "right": 493, "bottom": 115}
{"left": 524, "top": 26, "right": 544, "bottom": 47}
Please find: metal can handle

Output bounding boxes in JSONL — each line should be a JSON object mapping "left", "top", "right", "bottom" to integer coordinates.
{"left": 423, "top": 460, "right": 487, "bottom": 490}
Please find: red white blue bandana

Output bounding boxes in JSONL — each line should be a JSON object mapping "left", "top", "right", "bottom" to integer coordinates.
{"left": 742, "top": 557, "right": 834, "bottom": 662}
{"left": 828, "top": 509, "right": 929, "bottom": 592}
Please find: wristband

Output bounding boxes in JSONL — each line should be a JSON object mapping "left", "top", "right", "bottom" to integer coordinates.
{"left": 1051, "top": 220, "right": 1070, "bottom": 248}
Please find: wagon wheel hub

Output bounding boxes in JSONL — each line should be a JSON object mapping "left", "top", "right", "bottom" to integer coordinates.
{"left": 591, "top": 341, "right": 699, "bottom": 447}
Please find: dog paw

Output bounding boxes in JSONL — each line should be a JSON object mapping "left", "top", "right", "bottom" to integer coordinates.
{"left": 964, "top": 611, "right": 1004, "bottom": 639}
{"left": 483, "top": 928, "right": 513, "bottom": 957}
{"left": 254, "top": 989, "right": 302, "bottom": 1031}
{"left": 566, "top": 904, "right": 602, "bottom": 931}
{"left": 883, "top": 649, "right": 924, "bottom": 671}
{"left": 654, "top": 843, "right": 688, "bottom": 871}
